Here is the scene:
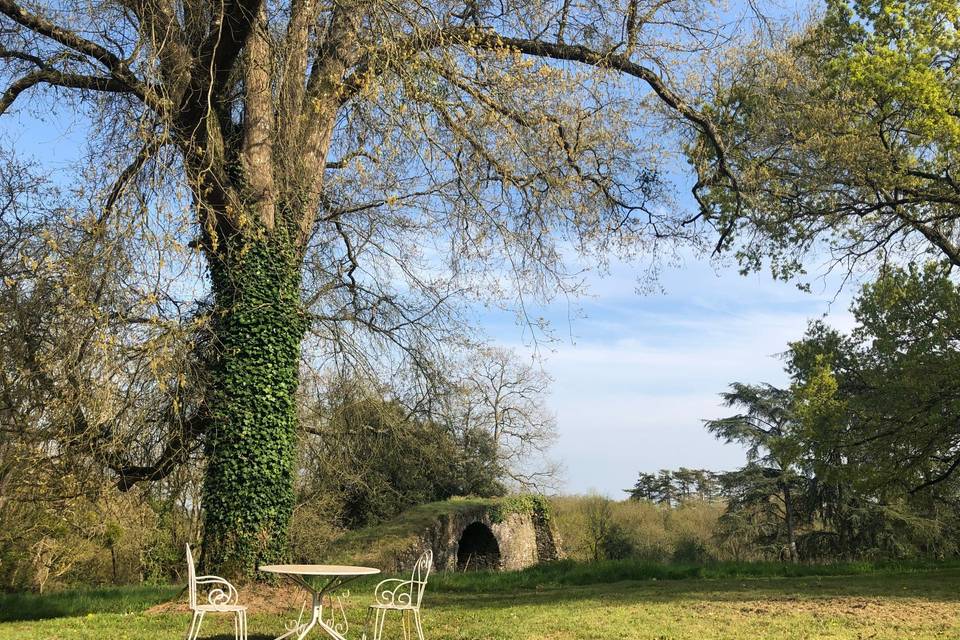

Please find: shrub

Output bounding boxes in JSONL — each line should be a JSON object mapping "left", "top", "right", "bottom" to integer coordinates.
{"left": 672, "top": 537, "right": 713, "bottom": 564}
{"left": 601, "top": 523, "right": 636, "bottom": 560}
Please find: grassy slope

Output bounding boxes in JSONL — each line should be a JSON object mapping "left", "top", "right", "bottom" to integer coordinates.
{"left": 324, "top": 497, "right": 497, "bottom": 567}
{"left": 3, "top": 565, "right": 960, "bottom": 639}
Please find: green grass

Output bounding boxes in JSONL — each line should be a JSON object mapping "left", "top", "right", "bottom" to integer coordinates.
{"left": 3, "top": 563, "right": 960, "bottom": 639}
{"left": 0, "top": 584, "right": 181, "bottom": 622}
{"left": 429, "top": 557, "right": 960, "bottom": 593}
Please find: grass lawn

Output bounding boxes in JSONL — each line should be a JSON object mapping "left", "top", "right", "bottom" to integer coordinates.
{"left": 2, "top": 567, "right": 959, "bottom": 639}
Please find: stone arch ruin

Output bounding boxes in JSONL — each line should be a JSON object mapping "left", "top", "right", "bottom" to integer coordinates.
{"left": 388, "top": 501, "right": 563, "bottom": 573}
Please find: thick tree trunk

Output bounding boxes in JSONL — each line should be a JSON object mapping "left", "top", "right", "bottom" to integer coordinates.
{"left": 200, "top": 232, "right": 306, "bottom": 577}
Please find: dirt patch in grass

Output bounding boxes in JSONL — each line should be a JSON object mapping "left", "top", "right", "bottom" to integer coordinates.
{"left": 145, "top": 583, "right": 376, "bottom": 617}
{"left": 148, "top": 584, "right": 311, "bottom": 615}
{"left": 724, "top": 595, "right": 959, "bottom": 625}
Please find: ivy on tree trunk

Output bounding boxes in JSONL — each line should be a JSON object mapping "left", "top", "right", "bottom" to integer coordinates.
{"left": 202, "top": 232, "right": 306, "bottom": 576}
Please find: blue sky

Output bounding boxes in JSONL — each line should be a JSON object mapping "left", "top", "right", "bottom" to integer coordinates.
{"left": 467, "top": 0, "right": 838, "bottom": 497}
{"left": 491, "top": 0, "right": 838, "bottom": 497}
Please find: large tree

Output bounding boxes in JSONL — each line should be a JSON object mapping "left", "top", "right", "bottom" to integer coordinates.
{"left": 451, "top": 346, "right": 558, "bottom": 489}
{"left": 788, "top": 263, "right": 960, "bottom": 493}
{"left": 706, "top": 383, "right": 804, "bottom": 561}
{"left": 693, "top": 0, "right": 960, "bottom": 280}
{"left": 0, "top": 0, "right": 738, "bottom": 574}
{"left": 708, "top": 266, "right": 960, "bottom": 561}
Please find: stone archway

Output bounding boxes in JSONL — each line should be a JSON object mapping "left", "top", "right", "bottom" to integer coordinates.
{"left": 331, "top": 498, "right": 564, "bottom": 573}
{"left": 456, "top": 522, "right": 502, "bottom": 571}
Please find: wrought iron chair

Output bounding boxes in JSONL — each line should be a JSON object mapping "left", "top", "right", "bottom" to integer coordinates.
{"left": 365, "top": 549, "right": 433, "bottom": 640}
{"left": 185, "top": 544, "right": 248, "bottom": 640}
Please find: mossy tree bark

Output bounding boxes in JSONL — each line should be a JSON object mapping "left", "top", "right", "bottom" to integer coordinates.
{"left": 201, "top": 231, "right": 307, "bottom": 576}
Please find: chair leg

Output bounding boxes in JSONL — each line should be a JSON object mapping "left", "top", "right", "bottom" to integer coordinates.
{"left": 375, "top": 609, "right": 387, "bottom": 640}
{"left": 240, "top": 610, "right": 248, "bottom": 640}
{"left": 187, "top": 611, "right": 205, "bottom": 640}
{"left": 367, "top": 609, "right": 378, "bottom": 640}
{"left": 401, "top": 610, "right": 410, "bottom": 640}
{"left": 234, "top": 612, "right": 239, "bottom": 640}
{"left": 186, "top": 611, "right": 199, "bottom": 640}
{"left": 413, "top": 610, "right": 425, "bottom": 640}
{"left": 361, "top": 607, "right": 372, "bottom": 640}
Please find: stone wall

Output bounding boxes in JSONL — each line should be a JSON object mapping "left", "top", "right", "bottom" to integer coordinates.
{"left": 386, "top": 503, "right": 562, "bottom": 573}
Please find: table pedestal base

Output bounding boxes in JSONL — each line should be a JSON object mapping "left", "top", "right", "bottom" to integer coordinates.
{"left": 275, "top": 576, "right": 353, "bottom": 640}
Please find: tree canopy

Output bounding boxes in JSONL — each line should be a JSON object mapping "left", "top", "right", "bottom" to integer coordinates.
{"left": 694, "top": 0, "right": 960, "bottom": 280}
{"left": 0, "top": 0, "right": 748, "bottom": 574}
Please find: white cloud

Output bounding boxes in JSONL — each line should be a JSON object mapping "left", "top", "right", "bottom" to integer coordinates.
{"left": 491, "top": 254, "right": 860, "bottom": 497}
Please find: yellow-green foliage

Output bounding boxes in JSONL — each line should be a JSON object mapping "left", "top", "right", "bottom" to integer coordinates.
{"left": 826, "top": 0, "right": 960, "bottom": 147}
{"left": 287, "top": 492, "right": 346, "bottom": 567}
{"left": 492, "top": 494, "right": 551, "bottom": 524}
{"left": 0, "top": 490, "right": 177, "bottom": 593}
{"left": 550, "top": 495, "right": 727, "bottom": 563}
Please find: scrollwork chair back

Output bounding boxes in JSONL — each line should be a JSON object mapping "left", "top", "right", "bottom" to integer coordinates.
{"left": 366, "top": 549, "right": 434, "bottom": 640}
{"left": 411, "top": 549, "right": 433, "bottom": 609}
{"left": 186, "top": 542, "right": 198, "bottom": 609}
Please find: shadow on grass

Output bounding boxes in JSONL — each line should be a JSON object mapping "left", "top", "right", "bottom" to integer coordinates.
{"left": 193, "top": 570, "right": 960, "bottom": 639}
{"left": 189, "top": 571, "right": 960, "bottom": 640}
{"left": 0, "top": 585, "right": 181, "bottom": 623}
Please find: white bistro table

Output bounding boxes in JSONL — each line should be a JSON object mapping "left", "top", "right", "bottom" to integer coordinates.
{"left": 260, "top": 564, "right": 380, "bottom": 640}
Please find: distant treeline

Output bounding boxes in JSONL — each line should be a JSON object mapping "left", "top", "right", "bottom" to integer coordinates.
{"left": 621, "top": 458, "right": 960, "bottom": 564}
{"left": 626, "top": 468, "right": 722, "bottom": 504}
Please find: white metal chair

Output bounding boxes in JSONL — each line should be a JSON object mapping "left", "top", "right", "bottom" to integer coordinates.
{"left": 366, "top": 550, "right": 433, "bottom": 640}
{"left": 185, "top": 544, "right": 248, "bottom": 640}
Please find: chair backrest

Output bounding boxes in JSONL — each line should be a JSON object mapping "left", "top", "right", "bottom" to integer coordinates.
{"left": 185, "top": 544, "right": 197, "bottom": 609}
{"left": 410, "top": 549, "right": 433, "bottom": 609}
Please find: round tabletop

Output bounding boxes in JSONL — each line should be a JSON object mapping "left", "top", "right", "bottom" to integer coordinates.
{"left": 259, "top": 564, "right": 381, "bottom": 577}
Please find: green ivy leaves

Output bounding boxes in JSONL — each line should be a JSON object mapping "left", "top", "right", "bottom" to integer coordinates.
{"left": 201, "top": 234, "right": 307, "bottom": 578}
